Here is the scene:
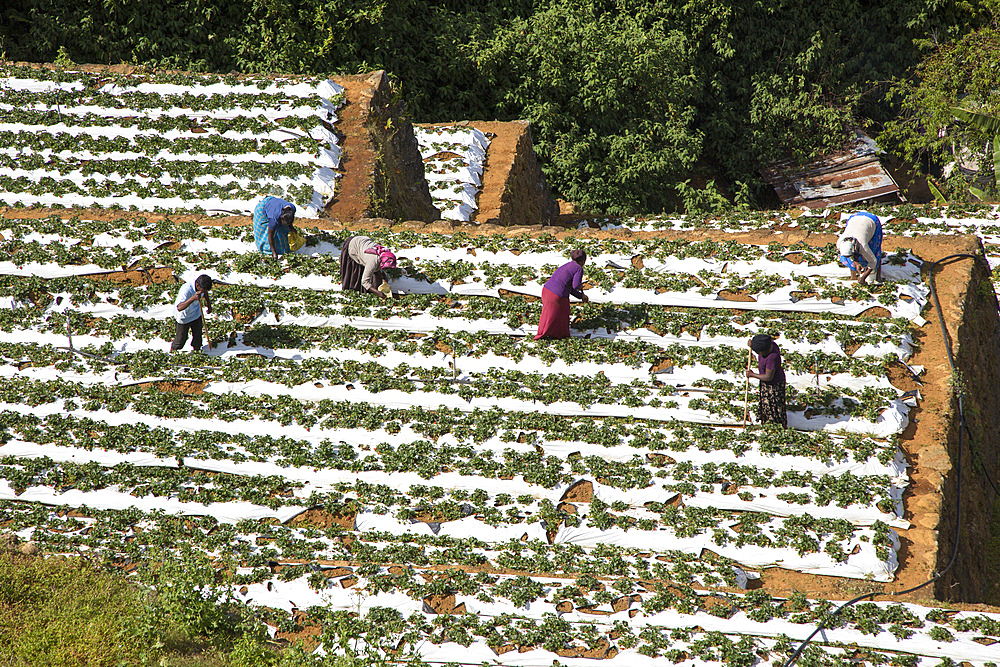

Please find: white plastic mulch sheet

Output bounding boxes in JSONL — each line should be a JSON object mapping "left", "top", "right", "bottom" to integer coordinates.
{"left": 6, "top": 217, "right": 980, "bottom": 663}
{"left": 617, "top": 206, "right": 1000, "bottom": 325}
{"left": 415, "top": 125, "right": 490, "bottom": 221}
{"left": 191, "top": 235, "right": 927, "bottom": 323}
{"left": 0, "top": 71, "right": 344, "bottom": 217}
{"left": 0, "top": 227, "right": 929, "bottom": 325}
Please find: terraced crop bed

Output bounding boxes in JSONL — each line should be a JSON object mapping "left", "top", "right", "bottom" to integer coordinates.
{"left": 621, "top": 203, "right": 1000, "bottom": 306}
{"left": 0, "top": 65, "right": 344, "bottom": 216}
{"left": 4, "top": 209, "right": 1000, "bottom": 665}
{"left": 415, "top": 125, "right": 490, "bottom": 222}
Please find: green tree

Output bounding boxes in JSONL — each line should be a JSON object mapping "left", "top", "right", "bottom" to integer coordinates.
{"left": 0, "top": 0, "right": 991, "bottom": 212}
{"left": 475, "top": 0, "right": 703, "bottom": 214}
{"left": 882, "top": 16, "right": 1000, "bottom": 200}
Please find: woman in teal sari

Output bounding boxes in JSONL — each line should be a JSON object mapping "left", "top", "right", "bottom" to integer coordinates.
{"left": 253, "top": 196, "right": 296, "bottom": 260}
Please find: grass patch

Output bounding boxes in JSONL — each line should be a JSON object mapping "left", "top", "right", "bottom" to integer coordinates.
{"left": 0, "top": 550, "right": 294, "bottom": 667}
{"left": 0, "top": 551, "right": 154, "bottom": 665}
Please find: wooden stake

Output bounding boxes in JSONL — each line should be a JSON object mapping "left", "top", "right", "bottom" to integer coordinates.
{"left": 742, "top": 347, "right": 752, "bottom": 429}
{"left": 199, "top": 298, "right": 210, "bottom": 351}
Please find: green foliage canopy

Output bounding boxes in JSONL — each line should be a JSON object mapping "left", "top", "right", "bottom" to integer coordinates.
{"left": 882, "top": 23, "right": 1000, "bottom": 199}
{"left": 474, "top": 1, "right": 703, "bottom": 214}
{"left": 0, "top": 0, "right": 990, "bottom": 213}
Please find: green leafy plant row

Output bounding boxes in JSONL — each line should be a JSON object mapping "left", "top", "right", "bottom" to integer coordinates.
{"left": 0, "top": 106, "right": 326, "bottom": 134}
{"left": 0, "top": 407, "right": 897, "bottom": 506}
{"left": 0, "top": 375, "right": 896, "bottom": 463}
{"left": 0, "top": 63, "right": 334, "bottom": 92}
{"left": 0, "top": 129, "right": 318, "bottom": 158}
{"left": 0, "top": 86, "right": 325, "bottom": 114}
{"left": 3, "top": 339, "right": 902, "bottom": 419}
{"left": 0, "top": 174, "right": 313, "bottom": 209}
{"left": 0, "top": 270, "right": 915, "bottom": 353}
{"left": 0, "top": 153, "right": 315, "bottom": 182}
{"left": 0, "top": 444, "right": 889, "bottom": 559}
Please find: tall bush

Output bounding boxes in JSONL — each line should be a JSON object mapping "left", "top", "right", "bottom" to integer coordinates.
{"left": 881, "top": 22, "right": 1000, "bottom": 199}
{"left": 474, "top": 1, "right": 704, "bottom": 214}
{"left": 0, "top": 0, "right": 988, "bottom": 213}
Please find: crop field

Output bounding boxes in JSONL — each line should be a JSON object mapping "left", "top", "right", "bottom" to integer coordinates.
{"left": 0, "top": 66, "right": 498, "bottom": 226}
{"left": 619, "top": 203, "right": 1000, "bottom": 305}
{"left": 415, "top": 125, "right": 490, "bottom": 222}
{"left": 0, "top": 65, "right": 345, "bottom": 216}
{"left": 4, "top": 206, "right": 1000, "bottom": 666}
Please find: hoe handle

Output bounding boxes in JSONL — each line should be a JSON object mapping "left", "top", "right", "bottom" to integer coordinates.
{"left": 199, "top": 298, "right": 210, "bottom": 350}
{"left": 742, "top": 347, "right": 752, "bottom": 428}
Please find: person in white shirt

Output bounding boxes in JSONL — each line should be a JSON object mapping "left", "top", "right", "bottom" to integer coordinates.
{"left": 171, "top": 275, "right": 213, "bottom": 352}
{"left": 837, "top": 211, "right": 883, "bottom": 284}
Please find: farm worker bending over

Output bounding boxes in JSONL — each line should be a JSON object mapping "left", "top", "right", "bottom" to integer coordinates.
{"left": 838, "top": 211, "right": 882, "bottom": 284}
{"left": 535, "top": 249, "right": 589, "bottom": 340}
{"left": 340, "top": 235, "right": 397, "bottom": 299}
{"left": 746, "top": 334, "right": 786, "bottom": 428}
{"left": 253, "top": 195, "right": 296, "bottom": 260}
{"left": 171, "top": 274, "right": 213, "bottom": 352}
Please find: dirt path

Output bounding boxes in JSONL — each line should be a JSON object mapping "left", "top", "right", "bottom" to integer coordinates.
{"left": 323, "top": 76, "right": 376, "bottom": 223}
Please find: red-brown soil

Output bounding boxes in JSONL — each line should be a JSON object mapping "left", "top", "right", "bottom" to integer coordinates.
{"left": 137, "top": 380, "right": 207, "bottom": 395}
{"left": 323, "top": 75, "right": 374, "bottom": 223}
{"left": 560, "top": 479, "right": 595, "bottom": 503}
{"left": 80, "top": 267, "right": 176, "bottom": 285}
{"left": 285, "top": 506, "right": 356, "bottom": 531}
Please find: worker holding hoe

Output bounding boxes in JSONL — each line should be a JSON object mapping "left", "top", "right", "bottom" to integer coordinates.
{"left": 252, "top": 195, "right": 296, "bottom": 260}
{"left": 171, "top": 274, "right": 213, "bottom": 352}
{"left": 340, "top": 235, "right": 398, "bottom": 299}
{"left": 745, "top": 333, "right": 787, "bottom": 428}
{"left": 838, "top": 211, "right": 882, "bottom": 284}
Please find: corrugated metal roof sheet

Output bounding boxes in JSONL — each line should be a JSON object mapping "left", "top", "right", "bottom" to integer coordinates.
{"left": 760, "top": 129, "right": 903, "bottom": 209}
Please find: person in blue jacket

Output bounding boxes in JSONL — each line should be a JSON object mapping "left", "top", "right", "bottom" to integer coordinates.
{"left": 252, "top": 196, "right": 296, "bottom": 260}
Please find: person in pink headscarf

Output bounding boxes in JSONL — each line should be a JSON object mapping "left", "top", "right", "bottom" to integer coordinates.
{"left": 340, "top": 235, "right": 398, "bottom": 299}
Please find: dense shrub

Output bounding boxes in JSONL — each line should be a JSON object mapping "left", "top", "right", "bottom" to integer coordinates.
{"left": 0, "top": 0, "right": 989, "bottom": 212}
{"left": 881, "top": 23, "right": 1000, "bottom": 200}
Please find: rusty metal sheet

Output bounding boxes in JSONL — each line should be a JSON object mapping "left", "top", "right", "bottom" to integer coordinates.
{"left": 760, "top": 130, "right": 902, "bottom": 208}
{"left": 793, "top": 161, "right": 894, "bottom": 199}
{"left": 796, "top": 184, "right": 901, "bottom": 210}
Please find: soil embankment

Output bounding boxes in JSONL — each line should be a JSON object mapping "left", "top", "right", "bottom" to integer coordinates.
{"left": 924, "top": 243, "right": 1000, "bottom": 602}
{"left": 466, "top": 120, "right": 556, "bottom": 227}
{"left": 325, "top": 71, "right": 438, "bottom": 223}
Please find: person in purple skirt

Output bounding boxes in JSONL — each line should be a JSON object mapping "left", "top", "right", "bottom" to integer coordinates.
{"left": 535, "top": 249, "right": 589, "bottom": 340}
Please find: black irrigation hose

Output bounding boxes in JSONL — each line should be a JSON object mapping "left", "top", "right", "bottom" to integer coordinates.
{"left": 783, "top": 252, "right": 999, "bottom": 667}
